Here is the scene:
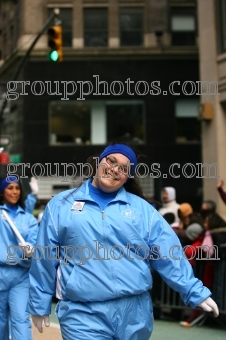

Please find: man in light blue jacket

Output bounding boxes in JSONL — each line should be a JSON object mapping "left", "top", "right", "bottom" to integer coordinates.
{"left": 27, "top": 143, "right": 219, "bottom": 340}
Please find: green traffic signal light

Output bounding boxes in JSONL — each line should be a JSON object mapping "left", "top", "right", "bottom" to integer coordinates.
{"left": 47, "top": 25, "right": 63, "bottom": 62}
{"left": 48, "top": 50, "right": 59, "bottom": 62}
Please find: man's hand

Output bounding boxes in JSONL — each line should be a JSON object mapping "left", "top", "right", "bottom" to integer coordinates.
{"left": 31, "top": 315, "right": 50, "bottom": 333}
{"left": 198, "top": 297, "right": 219, "bottom": 317}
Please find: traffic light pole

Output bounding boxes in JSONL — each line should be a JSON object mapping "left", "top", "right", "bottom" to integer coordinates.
{"left": 0, "top": 8, "right": 60, "bottom": 124}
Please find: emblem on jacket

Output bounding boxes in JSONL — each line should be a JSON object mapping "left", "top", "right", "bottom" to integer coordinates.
{"left": 121, "top": 209, "right": 135, "bottom": 219}
{"left": 71, "top": 201, "right": 85, "bottom": 211}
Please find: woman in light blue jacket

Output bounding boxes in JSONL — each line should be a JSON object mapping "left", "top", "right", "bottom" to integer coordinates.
{"left": 27, "top": 143, "right": 219, "bottom": 340}
{"left": 0, "top": 176, "right": 38, "bottom": 340}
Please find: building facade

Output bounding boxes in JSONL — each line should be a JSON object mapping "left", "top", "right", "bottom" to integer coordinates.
{"left": 197, "top": 0, "right": 226, "bottom": 219}
{"left": 0, "top": 0, "right": 205, "bottom": 209}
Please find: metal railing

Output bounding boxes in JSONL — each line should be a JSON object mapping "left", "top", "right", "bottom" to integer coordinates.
{"left": 152, "top": 257, "right": 226, "bottom": 321}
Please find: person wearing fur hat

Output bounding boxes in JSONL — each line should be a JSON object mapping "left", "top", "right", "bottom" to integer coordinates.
{"left": 158, "top": 187, "right": 180, "bottom": 226}
{"left": 27, "top": 143, "right": 219, "bottom": 340}
{"left": 0, "top": 176, "right": 38, "bottom": 340}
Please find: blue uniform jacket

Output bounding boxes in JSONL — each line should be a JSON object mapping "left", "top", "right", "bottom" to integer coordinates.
{"left": 0, "top": 204, "right": 38, "bottom": 268}
{"left": 25, "top": 193, "right": 37, "bottom": 214}
{"left": 27, "top": 179, "right": 211, "bottom": 316}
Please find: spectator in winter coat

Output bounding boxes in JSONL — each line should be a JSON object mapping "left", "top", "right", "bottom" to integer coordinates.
{"left": 158, "top": 187, "right": 180, "bottom": 225}
{"left": 217, "top": 179, "right": 226, "bottom": 205}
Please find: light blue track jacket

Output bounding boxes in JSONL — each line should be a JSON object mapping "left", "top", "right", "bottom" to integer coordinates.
{"left": 27, "top": 179, "right": 211, "bottom": 316}
{"left": 25, "top": 193, "right": 37, "bottom": 214}
{"left": 0, "top": 204, "right": 38, "bottom": 268}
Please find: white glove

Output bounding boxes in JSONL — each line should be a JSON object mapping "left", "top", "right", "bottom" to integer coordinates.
{"left": 198, "top": 297, "right": 219, "bottom": 317}
{"left": 29, "top": 177, "right": 39, "bottom": 195}
{"left": 19, "top": 242, "right": 33, "bottom": 258}
{"left": 32, "top": 315, "right": 50, "bottom": 333}
{"left": 0, "top": 147, "right": 4, "bottom": 153}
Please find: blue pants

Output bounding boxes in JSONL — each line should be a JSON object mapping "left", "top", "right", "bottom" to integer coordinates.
{"left": 0, "top": 266, "right": 32, "bottom": 340}
{"left": 56, "top": 291, "right": 153, "bottom": 340}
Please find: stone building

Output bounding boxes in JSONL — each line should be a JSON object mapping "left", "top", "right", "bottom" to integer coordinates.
{"left": 0, "top": 0, "right": 207, "bottom": 209}
{"left": 197, "top": 0, "right": 226, "bottom": 218}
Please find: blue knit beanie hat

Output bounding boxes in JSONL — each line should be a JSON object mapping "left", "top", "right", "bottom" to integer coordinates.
{"left": 0, "top": 176, "right": 21, "bottom": 194}
{"left": 99, "top": 144, "right": 138, "bottom": 175}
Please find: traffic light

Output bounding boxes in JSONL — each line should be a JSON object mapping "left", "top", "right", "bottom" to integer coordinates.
{"left": 47, "top": 25, "right": 63, "bottom": 62}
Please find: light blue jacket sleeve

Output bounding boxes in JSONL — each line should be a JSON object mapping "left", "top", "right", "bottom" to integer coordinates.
{"left": 27, "top": 200, "right": 60, "bottom": 316}
{"left": 25, "top": 193, "right": 37, "bottom": 214}
{"left": 149, "top": 210, "right": 211, "bottom": 308}
{"left": 19, "top": 213, "right": 39, "bottom": 268}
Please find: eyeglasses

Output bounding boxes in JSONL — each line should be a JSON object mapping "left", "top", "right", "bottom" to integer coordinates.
{"left": 105, "top": 156, "right": 130, "bottom": 175}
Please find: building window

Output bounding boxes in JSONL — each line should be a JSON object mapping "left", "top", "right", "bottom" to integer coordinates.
{"left": 171, "top": 14, "right": 196, "bottom": 46}
{"left": 84, "top": 8, "right": 108, "bottom": 47}
{"left": 48, "top": 8, "right": 72, "bottom": 47}
{"left": 106, "top": 101, "right": 144, "bottom": 143}
{"left": 175, "top": 98, "right": 201, "bottom": 143}
{"left": 216, "top": 0, "right": 226, "bottom": 53}
{"left": 49, "top": 100, "right": 145, "bottom": 146}
{"left": 120, "top": 7, "right": 143, "bottom": 46}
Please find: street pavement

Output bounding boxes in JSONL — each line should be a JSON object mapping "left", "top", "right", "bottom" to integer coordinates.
{"left": 32, "top": 311, "right": 226, "bottom": 340}
{"left": 152, "top": 319, "right": 226, "bottom": 340}
{"left": 32, "top": 323, "right": 62, "bottom": 340}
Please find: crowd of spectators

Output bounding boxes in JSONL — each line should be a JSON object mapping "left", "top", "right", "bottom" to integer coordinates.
{"left": 154, "top": 181, "right": 226, "bottom": 327}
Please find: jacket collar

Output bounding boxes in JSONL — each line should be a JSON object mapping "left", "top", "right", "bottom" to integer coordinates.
{"left": 71, "top": 178, "right": 131, "bottom": 204}
{"left": 0, "top": 203, "right": 25, "bottom": 214}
